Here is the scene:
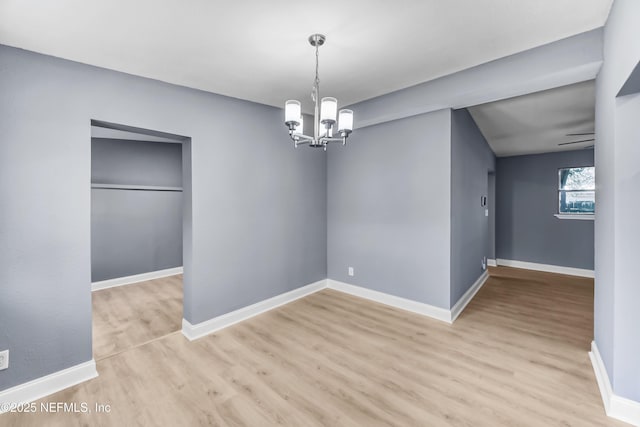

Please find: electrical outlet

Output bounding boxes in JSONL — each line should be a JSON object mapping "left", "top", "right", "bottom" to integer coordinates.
{"left": 348, "top": 267, "right": 354, "bottom": 277}
{"left": 481, "top": 257, "right": 487, "bottom": 271}
{"left": 0, "top": 350, "right": 8, "bottom": 371}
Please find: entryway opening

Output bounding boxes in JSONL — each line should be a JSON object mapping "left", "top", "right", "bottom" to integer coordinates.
{"left": 89, "top": 120, "right": 191, "bottom": 360}
{"left": 459, "top": 81, "right": 596, "bottom": 349}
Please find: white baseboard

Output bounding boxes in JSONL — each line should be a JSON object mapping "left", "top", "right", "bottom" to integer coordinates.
{"left": 487, "top": 259, "right": 497, "bottom": 267}
{"left": 450, "top": 271, "right": 489, "bottom": 322}
{"left": 182, "top": 279, "right": 327, "bottom": 341}
{"left": 589, "top": 341, "right": 640, "bottom": 425}
{"left": 0, "top": 360, "right": 98, "bottom": 413}
{"left": 327, "top": 279, "right": 452, "bottom": 323}
{"left": 184, "top": 275, "right": 489, "bottom": 340}
{"left": 92, "top": 267, "right": 184, "bottom": 291}
{"left": 495, "top": 259, "right": 594, "bottom": 278}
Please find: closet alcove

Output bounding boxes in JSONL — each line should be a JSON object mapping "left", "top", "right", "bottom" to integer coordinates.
{"left": 90, "top": 121, "right": 188, "bottom": 360}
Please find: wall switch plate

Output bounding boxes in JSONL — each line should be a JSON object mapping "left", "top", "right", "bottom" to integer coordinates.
{"left": 485, "top": 208, "right": 489, "bottom": 217}
{"left": 0, "top": 350, "right": 8, "bottom": 370}
{"left": 348, "top": 267, "right": 354, "bottom": 277}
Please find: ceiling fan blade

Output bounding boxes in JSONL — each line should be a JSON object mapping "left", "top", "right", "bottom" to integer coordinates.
{"left": 566, "top": 132, "right": 595, "bottom": 136}
{"left": 558, "top": 138, "right": 595, "bottom": 146}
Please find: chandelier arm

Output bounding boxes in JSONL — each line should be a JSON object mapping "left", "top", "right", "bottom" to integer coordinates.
{"left": 320, "top": 137, "right": 346, "bottom": 144}
{"left": 289, "top": 133, "right": 313, "bottom": 146}
{"left": 294, "top": 134, "right": 314, "bottom": 141}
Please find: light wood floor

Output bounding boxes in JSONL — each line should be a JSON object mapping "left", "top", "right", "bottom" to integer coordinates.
{"left": 2, "top": 268, "right": 628, "bottom": 426}
{"left": 92, "top": 274, "right": 183, "bottom": 360}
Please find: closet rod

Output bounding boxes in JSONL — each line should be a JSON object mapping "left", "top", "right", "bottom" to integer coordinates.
{"left": 91, "top": 183, "right": 183, "bottom": 192}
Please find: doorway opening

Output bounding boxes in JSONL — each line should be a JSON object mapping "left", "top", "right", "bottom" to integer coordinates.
{"left": 460, "top": 81, "right": 596, "bottom": 351}
{"left": 466, "top": 80, "right": 596, "bottom": 274}
{"left": 89, "top": 120, "right": 191, "bottom": 361}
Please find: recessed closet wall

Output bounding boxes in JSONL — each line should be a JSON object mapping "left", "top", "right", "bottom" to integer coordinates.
{"left": 91, "top": 138, "right": 183, "bottom": 282}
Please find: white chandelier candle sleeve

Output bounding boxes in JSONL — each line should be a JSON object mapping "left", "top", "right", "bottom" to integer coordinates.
{"left": 320, "top": 97, "right": 338, "bottom": 124}
{"left": 338, "top": 109, "right": 353, "bottom": 132}
{"left": 285, "top": 100, "right": 301, "bottom": 125}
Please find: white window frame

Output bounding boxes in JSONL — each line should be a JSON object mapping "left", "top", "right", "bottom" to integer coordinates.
{"left": 556, "top": 166, "right": 595, "bottom": 220}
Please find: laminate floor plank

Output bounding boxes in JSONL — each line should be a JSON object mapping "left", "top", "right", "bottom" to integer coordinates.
{"left": 92, "top": 274, "right": 183, "bottom": 360}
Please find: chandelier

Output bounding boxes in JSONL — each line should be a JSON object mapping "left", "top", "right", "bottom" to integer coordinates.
{"left": 284, "top": 34, "right": 353, "bottom": 150}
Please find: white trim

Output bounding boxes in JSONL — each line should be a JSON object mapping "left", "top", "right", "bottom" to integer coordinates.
{"left": 182, "top": 279, "right": 327, "bottom": 341}
{"left": 495, "top": 259, "right": 594, "bottom": 278}
{"left": 91, "top": 183, "right": 183, "bottom": 192}
{"left": 554, "top": 214, "right": 594, "bottom": 221}
{"left": 487, "top": 259, "right": 497, "bottom": 267}
{"left": 0, "top": 360, "right": 98, "bottom": 413}
{"left": 184, "top": 275, "right": 491, "bottom": 341}
{"left": 450, "top": 271, "right": 489, "bottom": 322}
{"left": 589, "top": 341, "right": 640, "bottom": 425}
{"left": 590, "top": 341, "right": 614, "bottom": 414}
{"left": 327, "top": 279, "right": 452, "bottom": 323}
{"left": 92, "top": 267, "right": 184, "bottom": 291}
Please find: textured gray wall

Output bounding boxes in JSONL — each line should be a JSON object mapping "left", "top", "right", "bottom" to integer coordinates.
{"left": 595, "top": 0, "right": 640, "bottom": 401}
{"left": 496, "top": 149, "right": 594, "bottom": 269}
{"left": 91, "top": 138, "right": 183, "bottom": 282}
{"left": 450, "top": 109, "right": 496, "bottom": 307}
{"left": 0, "top": 45, "right": 326, "bottom": 391}
{"left": 488, "top": 173, "right": 496, "bottom": 259}
{"left": 91, "top": 138, "right": 182, "bottom": 187}
{"left": 91, "top": 189, "right": 182, "bottom": 281}
{"left": 327, "top": 110, "right": 451, "bottom": 309}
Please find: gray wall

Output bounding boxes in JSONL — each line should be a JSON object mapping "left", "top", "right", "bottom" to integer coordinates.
{"left": 596, "top": 0, "right": 640, "bottom": 402}
{"left": 91, "top": 138, "right": 182, "bottom": 187}
{"left": 450, "top": 109, "right": 496, "bottom": 307}
{"left": 0, "top": 45, "right": 327, "bottom": 391}
{"left": 92, "top": 189, "right": 182, "bottom": 281}
{"left": 327, "top": 110, "right": 452, "bottom": 309}
{"left": 496, "top": 149, "right": 594, "bottom": 270}
{"left": 488, "top": 173, "right": 496, "bottom": 260}
{"left": 91, "top": 138, "right": 183, "bottom": 282}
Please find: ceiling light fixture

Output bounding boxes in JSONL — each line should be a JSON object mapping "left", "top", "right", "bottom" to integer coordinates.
{"left": 284, "top": 34, "right": 353, "bottom": 151}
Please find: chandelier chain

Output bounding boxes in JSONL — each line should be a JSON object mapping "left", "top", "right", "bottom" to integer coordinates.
{"left": 312, "top": 42, "right": 320, "bottom": 103}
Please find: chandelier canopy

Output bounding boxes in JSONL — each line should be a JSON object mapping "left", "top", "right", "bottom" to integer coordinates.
{"left": 284, "top": 34, "right": 353, "bottom": 150}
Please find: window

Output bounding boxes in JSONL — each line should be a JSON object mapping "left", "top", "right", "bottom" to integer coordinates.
{"left": 558, "top": 167, "right": 595, "bottom": 215}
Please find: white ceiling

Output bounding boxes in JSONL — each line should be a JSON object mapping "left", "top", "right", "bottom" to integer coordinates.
{"left": 468, "top": 80, "right": 595, "bottom": 157}
{"left": 0, "top": 0, "right": 612, "bottom": 112}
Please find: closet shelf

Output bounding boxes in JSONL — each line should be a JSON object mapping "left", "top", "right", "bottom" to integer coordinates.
{"left": 91, "top": 183, "right": 183, "bottom": 192}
